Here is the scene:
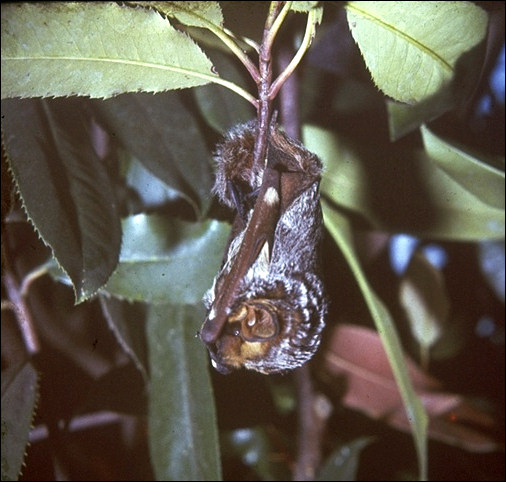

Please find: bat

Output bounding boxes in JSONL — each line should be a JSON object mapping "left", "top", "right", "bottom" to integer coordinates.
{"left": 199, "top": 120, "right": 327, "bottom": 374}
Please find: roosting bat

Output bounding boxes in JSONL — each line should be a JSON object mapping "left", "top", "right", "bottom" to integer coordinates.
{"left": 200, "top": 121, "right": 327, "bottom": 374}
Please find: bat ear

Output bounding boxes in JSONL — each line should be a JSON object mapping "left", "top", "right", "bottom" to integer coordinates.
{"left": 240, "top": 303, "right": 279, "bottom": 341}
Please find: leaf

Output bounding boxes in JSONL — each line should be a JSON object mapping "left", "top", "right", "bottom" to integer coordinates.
{"left": 290, "top": 2, "right": 321, "bottom": 13}
{"left": 146, "top": 303, "right": 221, "bottom": 481}
{"left": 1, "top": 2, "right": 218, "bottom": 99}
{"left": 399, "top": 250, "right": 450, "bottom": 353}
{"left": 386, "top": 93, "right": 453, "bottom": 141}
{"left": 304, "top": 124, "right": 505, "bottom": 241}
{"left": 92, "top": 92, "right": 214, "bottom": 217}
{"left": 322, "top": 204, "right": 428, "bottom": 480}
{"left": 103, "top": 214, "right": 230, "bottom": 305}
{"left": 1, "top": 362, "right": 39, "bottom": 481}
{"left": 123, "top": 154, "right": 184, "bottom": 210}
{"left": 345, "top": 1, "right": 488, "bottom": 104}
{"left": 193, "top": 51, "right": 255, "bottom": 133}
{"left": 99, "top": 295, "right": 148, "bottom": 381}
{"left": 421, "top": 125, "right": 505, "bottom": 210}
{"left": 316, "top": 437, "right": 373, "bottom": 482}
{"left": 323, "top": 324, "right": 500, "bottom": 453}
{"left": 2, "top": 98, "right": 122, "bottom": 303}
{"left": 131, "top": 1, "right": 224, "bottom": 29}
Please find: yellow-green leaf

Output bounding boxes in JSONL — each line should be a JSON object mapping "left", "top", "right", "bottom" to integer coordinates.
{"left": 421, "top": 125, "right": 505, "bottom": 210}
{"left": 399, "top": 251, "right": 450, "bottom": 353}
{"left": 1, "top": 2, "right": 218, "bottom": 99}
{"left": 345, "top": 1, "right": 488, "bottom": 103}
{"left": 290, "top": 2, "right": 321, "bottom": 13}
{"left": 304, "top": 124, "right": 505, "bottom": 241}
{"left": 323, "top": 203, "right": 428, "bottom": 481}
{"left": 131, "top": 1, "right": 223, "bottom": 28}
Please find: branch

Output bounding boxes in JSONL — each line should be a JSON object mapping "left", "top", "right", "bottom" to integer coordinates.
{"left": 292, "top": 366, "right": 331, "bottom": 481}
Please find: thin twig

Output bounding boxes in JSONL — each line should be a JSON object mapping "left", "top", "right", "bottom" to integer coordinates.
{"left": 3, "top": 271, "right": 41, "bottom": 356}
{"left": 205, "top": 23, "right": 261, "bottom": 83}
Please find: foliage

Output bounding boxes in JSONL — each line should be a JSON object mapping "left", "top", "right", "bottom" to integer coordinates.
{"left": 1, "top": 2, "right": 504, "bottom": 481}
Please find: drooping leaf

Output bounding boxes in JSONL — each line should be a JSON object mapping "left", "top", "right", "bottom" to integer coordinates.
{"left": 316, "top": 437, "right": 373, "bottom": 482}
{"left": 421, "top": 125, "right": 505, "bottom": 210}
{"left": 103, "top": 214, "right": 230, "bottom": 305}
{"left": 1, "top": 2, "right": 218, "bottom": 99}
{"left": 146, "top": 303, "right": 221, "bottom": 481}
{"left": 345, "top": 1, "right": 488, "bottom": 104}
{"left": 1, "top": 362, "right": 39, "bottom": 481}
{"left": 92, "top": 92, "right": 214, "bottom": 217}
{"left": 322, "top": 324, "right": 500, "bottom": 453}
{"left": 2, "top": 98, "right": 122, "bottom": 302}
{"left": 323, "top": 204, "right": 428, "bottom": 481}
{"left": 304, "top": 124, "right": 505, "bottom": 241}
{"left": 99, "top": 295, "right": 148, "bottom": 381}
{"left": 399, "top": 250, "right": 450, "bottom": 357}
{"left": 386, "top": 93, "right": 452, "bottom": 141}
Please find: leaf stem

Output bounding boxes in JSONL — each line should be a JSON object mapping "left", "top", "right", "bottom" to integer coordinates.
{"left": 204, "top": 23, "right": 261, "bottom": 83}
{"left": 264, "top": 1, "right": 293, "bottom": 51}
{"left": 204, "top": 73, "right": 258, "bottom": 108}
{"left": 269, "top": 7, "right": 320, "bottom": 100}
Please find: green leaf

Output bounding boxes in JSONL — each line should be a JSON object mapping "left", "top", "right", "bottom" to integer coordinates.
{"left": 104, "top": 214, "right": 230, "bottom": 304}
{"left": 399, "top": 251, "right": 450, "bottom": 366}
{"left": 322, "top": 202, "right": 428, "bottom": 481}
{"left": 1, "top": 362, "right": 39, "bottom": 481}
{"left": 99, "top": 295, "right": 148, "bottom": 381}
{"left": 92, "top": 92, "right": 214, "bottom": 217}
{"left": 290, "top": 2, "right": 321, "bottom": 13}
{"left": 131, "top": 1, "right": 224, "bottom": 29}
{"left": 1, "top": 2, "right": 218, "bottom": 99}
{"left": 345, "top": 1, "right": 487, "bottom": 104}
{"left": 304, "top": 124, "right": 505, "bottom": 241}
{"left": 2, "top": 98, "right": 122, "bottom": 302}
{"left": 421, "top": 125, "right": 505, "bottom": 210}
{"left": 193, "top": 51, "right": 255, "bottom": 133}
{"left": 386, "top": 93, "right": 453, "bottom": 141}
{"left": 123, "top": 154, "right": 184, "bottom": 210}
{"left": 316, "top": 437, "right": 373, "bottom": 481}
{"left": 146, "top": 303, "right": 221, "bottom": 481}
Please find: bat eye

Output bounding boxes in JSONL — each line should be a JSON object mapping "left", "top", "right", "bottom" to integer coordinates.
{"left": 241, "top": 303, "right": 279, "bottom": 341}
{"left": 224, "top": 320, "right": 242, "bottom": 337}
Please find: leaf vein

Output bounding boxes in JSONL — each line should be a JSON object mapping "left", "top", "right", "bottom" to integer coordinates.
{"left": 346, "top": 4, "right": 452, "bottom": 73}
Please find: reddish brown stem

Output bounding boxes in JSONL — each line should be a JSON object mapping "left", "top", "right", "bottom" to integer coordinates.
{"left": 253, "top": 2, "right": 286, "bottom": 168}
